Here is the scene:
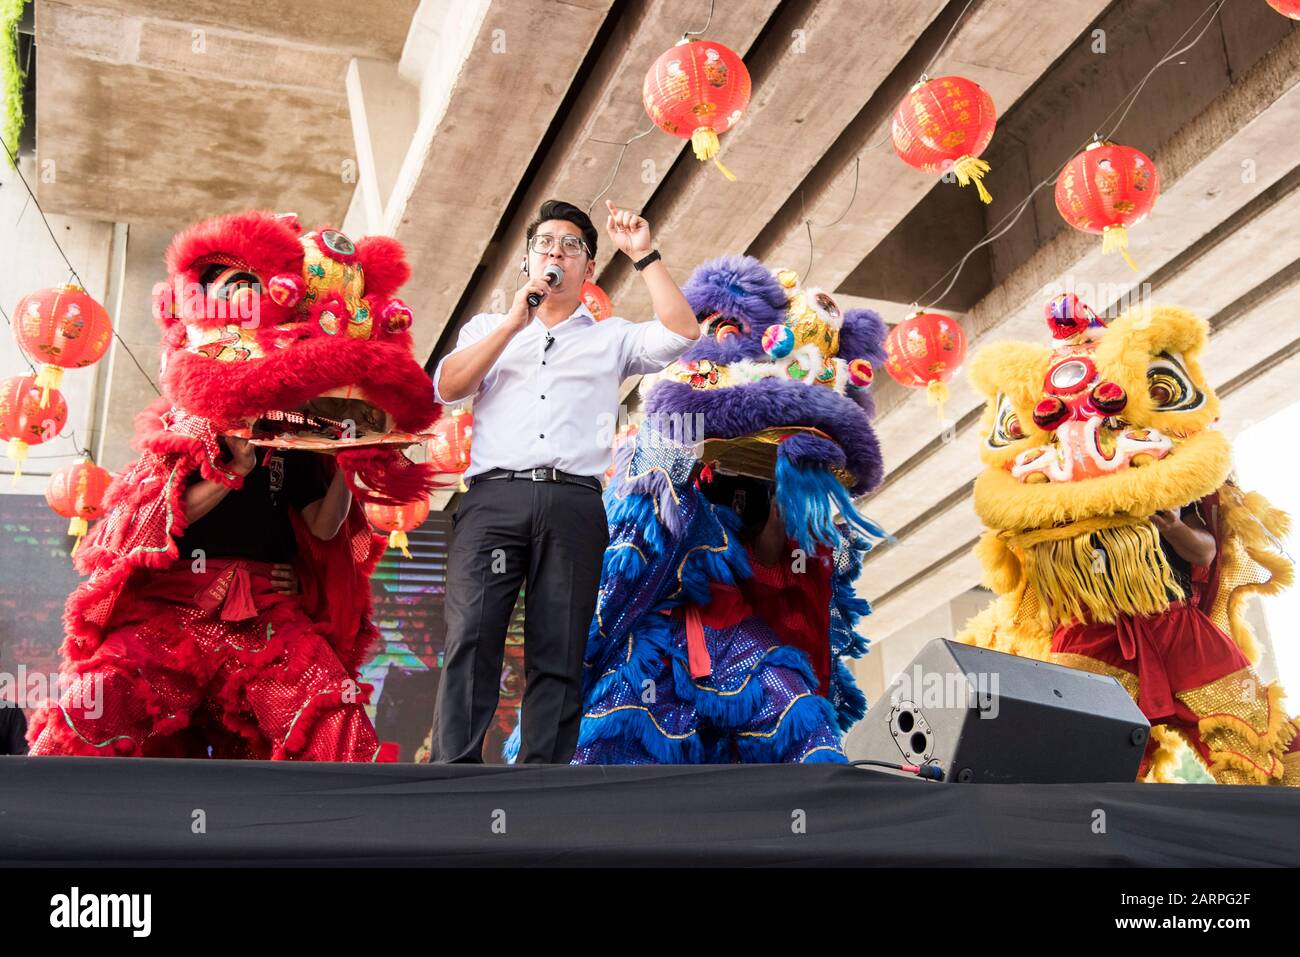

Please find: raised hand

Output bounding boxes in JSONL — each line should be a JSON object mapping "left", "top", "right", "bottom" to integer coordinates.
{"left": 605, "top": 200, "right": 653, "bottom": 260}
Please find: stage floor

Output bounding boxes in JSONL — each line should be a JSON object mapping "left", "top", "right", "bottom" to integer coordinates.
{"left": 2, "top": 757, "right": 1296, "bottom": 867}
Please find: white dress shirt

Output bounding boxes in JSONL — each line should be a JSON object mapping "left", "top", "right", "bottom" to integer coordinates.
{"left": 432, "top": 302, "right": 695, "bottom": 479}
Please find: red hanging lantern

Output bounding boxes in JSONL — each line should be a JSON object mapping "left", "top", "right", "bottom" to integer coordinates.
{"left": 45, "top": 457, "right": 112, "bottom": 555}
{"left": 12, "top": 284, "right": 113, "bottom": 406}
{"left": 884, "top": 311, "right": 967, "bottom": 421}
{"left": 0, "top": 375, "right": 69, "bottom": 481}
{"left": 1055, "top": 140, "right": 1159, "bottom": 271}
{"left": 365, "top": 497, "right": 431, "bottom": 559}
{"left": 1266, "top": 0, "right": 1300, "bottom": 19}
{"left": 643, "top": 38, "right": 751, "bottom": 181}
{"left": 892, "top": 75, "right": 997, "bottom": 204}
{"left": 605, "top": 421, "right": 640, "bottom": 482}
{"left": 428, "top": 408, "right": 473, "bottom": 475}
{"left": 582, "top": 281, "right": 614, "bottom": 322}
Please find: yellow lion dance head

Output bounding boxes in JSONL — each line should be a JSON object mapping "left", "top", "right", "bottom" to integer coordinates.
{"left": 960, "top": 294, "right": 1290, "bottom": 664}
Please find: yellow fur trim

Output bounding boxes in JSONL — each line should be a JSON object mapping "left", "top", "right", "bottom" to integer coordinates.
{"left": 1204, "top": 748, "right": 1279, "bottom": 785}
{"left": 955, "top": 591, "right": 1053, "bottom": 659}
{"left": 1214, "top": 484, "right": 1294, "bottom": 663}
{"left": 1150, "top": 725, "right": 1195, "bottom": 783}
{"left": 968, "top": 340, "right": 1052, "bottom": 411}
{"left": 972, "top": 429, "right": 1232, "bottom": 531}
{"left": 968, "top": 341, "right": 1052, "bottom": 469}
{"left": 975, "top": 532, "right": 1020, "bottom": 594}
{"left": 1093, "top": 305, "right": 1221, "bottom": 438}
{"left": 1190, "top": 682, "right": 1296, "bottom": 753}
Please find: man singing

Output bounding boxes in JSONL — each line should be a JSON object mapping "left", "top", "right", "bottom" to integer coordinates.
{"left": 431, "top": 199, "right": 699, "bottom": 763}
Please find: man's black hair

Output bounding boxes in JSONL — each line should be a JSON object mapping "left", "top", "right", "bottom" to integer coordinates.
{"left": 526, "top": 199, "right": 597, "bottom": 259}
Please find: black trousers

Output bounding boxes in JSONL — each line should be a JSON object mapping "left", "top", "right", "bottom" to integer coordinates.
{"left": 431, "top": 476, "right": 608, "bottom": 764}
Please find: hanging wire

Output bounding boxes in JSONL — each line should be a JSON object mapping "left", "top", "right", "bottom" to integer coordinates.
{"left": 913, "top": 0, "right": 1227, "bottom": 311}
{"left": 918, "top": 0, "right": 978, "bottom": 80}
{"left": 681, "top": 0, "right": 715, "bottom": 40}
{"left": 0, "top": 139, "right": 162, "bottom": 397}
{"left": 587, "top": 123, "right": 658, "bottom": 216}
{"left": 0, "top": 301, "right": 38, "bottom": 375}
{"left": 585, "top": 0, "right": 723, "bottom": 221}
{"left": 801, "top": 0, "right": 975, "bottom": 283}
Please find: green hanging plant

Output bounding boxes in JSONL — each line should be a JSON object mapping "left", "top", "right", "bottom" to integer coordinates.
{"left": 1, "top": 0, "right": 30, "bottom": 169}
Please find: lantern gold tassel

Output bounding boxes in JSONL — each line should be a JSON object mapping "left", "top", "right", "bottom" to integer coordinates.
{"left": 7, "top": 438, "right": 27, "bottom": 484}
{"left": 690, "top": 128, "right": 737, "bottom": 182}
{"left": 34, "top": 364, "right": 64, "bottom": 408}
{"left": 388, "top": 529, "right": 411, "bottom": 559}
{"left": 926, "top": 379, "right": 949, "bottom": 423}
{"left": 952, "top": 155, "right": 992, "bottom": 204}
{"left": 1102, "top": 224, "right": 1139, "bottom": 271}
{"left": 68, "top": 516, "right": 88, "bottom": 556}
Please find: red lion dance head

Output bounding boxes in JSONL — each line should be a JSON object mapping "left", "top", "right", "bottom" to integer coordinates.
{"left": 152, "top": 210, "right": 438, "bottom": 503}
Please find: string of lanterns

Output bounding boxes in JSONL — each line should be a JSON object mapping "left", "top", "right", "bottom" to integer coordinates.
{"left": 1, "top": 283, "right": 113, "bottom": 553}
{"left": 15, "top": 0, "right": 1261, "bottom": 553}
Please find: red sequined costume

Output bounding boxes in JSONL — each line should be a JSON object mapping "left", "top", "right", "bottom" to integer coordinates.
{"left": 27, "top": 211, "right": 439, "bottom": 760}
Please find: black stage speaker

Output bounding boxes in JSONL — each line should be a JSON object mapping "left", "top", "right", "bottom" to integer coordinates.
{"left": 847, "top": 639, "right": 1150, "bottom": 783}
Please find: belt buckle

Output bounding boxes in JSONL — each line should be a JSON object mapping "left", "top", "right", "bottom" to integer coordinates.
{"left": 531, "top": 467, "right": 553, "bottom": 482}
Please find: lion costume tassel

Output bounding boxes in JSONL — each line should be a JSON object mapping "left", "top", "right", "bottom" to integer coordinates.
{"left": 957, "top": 293, "right": 1300, "bottom": 785}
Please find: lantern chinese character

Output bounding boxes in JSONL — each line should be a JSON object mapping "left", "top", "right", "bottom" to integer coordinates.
{"left": 13, "top": 284, "right": 113, "bottom": 406}
{"left": 644, "top": 38, "right": 751, "bottom": 181}
{"left": 892, "top": 75, "right": 997, "bottom": 204}
{"left": 45, "top": 457, "right": 113, "bottom": 555}
{"left": 884, "top": 310, "right": 967, "bottom": 421}
{"left": 1055, "top": 140, "right": 1159, "bottom": 271}
{"left": 0, "top": 375, "right": 69, "bottom": 480}
{"left": 365, "top": 497, "right": 431, "bottom": 559}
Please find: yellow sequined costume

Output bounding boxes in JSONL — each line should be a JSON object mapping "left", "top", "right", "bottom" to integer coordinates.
{"left": 956, "top": 296, "right": 1299, "bottom": 785}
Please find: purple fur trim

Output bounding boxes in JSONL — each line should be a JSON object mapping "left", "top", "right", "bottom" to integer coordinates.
{"left": 646, "top": 378, "right": 884, "bottom": 495}
{"left": 777, "top": 432, "right": 846, "bottom": 472}
{"left": 839, "top": 308, "right": 888, "bottom": 365}
{"left": 679, "top": 255, "right": 788, "bottom": 365}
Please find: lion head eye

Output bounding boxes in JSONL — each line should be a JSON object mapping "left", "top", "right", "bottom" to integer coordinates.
{"left": 988, "top": 393, "right": 1027, "bottom": 448}
{"left": 1146, "top": 353, "right": 1202, "bottom": 412}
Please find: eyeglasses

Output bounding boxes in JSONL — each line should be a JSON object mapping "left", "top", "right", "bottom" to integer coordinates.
{"left": 528, "top": 234, "right": 590, "bottom": 257}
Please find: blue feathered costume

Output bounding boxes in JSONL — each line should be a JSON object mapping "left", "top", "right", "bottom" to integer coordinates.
{"left": 569, "top": 257, "right": 892, "bottom": 764}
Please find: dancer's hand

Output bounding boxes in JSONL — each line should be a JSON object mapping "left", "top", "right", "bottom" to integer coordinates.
{"left": 271, "top": 563, "right": 300, "bottom": 594}
{"left": 1150, "top": 507, "right": 1182, "bottom": 533}
{"left": 226, "top": 436, "right": 257, "bottom": 476}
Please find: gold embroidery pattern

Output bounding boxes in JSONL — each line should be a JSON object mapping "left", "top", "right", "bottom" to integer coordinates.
{"left": 581, "top": 704, "right": 697, "bottom": 740}
{"left": 1048, "top": 652, "right": 1140, "bottom": 699}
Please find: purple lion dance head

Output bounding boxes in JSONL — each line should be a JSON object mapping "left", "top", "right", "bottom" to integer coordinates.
{"left": 639, "top": 254, "right": 889, "bottom": 550}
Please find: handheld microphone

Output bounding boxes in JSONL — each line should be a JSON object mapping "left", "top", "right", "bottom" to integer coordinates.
{"left": 528, "top": 264, "right": 564, "bottom": 308}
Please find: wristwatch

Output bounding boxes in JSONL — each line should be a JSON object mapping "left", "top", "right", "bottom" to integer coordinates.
{"left": 633, "top": 249, "right": 662, "bottom": 271}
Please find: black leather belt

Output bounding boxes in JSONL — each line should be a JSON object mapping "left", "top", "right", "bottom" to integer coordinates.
{"left": 470, "top": 467, "right": 603, "bottom": 492}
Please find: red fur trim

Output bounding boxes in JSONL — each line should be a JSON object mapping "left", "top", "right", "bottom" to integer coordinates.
{"left": 162, "top": 335, "right": 437, "bottom": 433}
{"left": 336, "top": 448, "right": 437, "bottom": 506}
{"left": 353, "top": 235, "right": 411, "bottom": 298}
{"left": 275, "top": 688, "right": 346, "bottom": 757}
{"left": 165, "top": 210, "right": 303, "bottom": 287}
